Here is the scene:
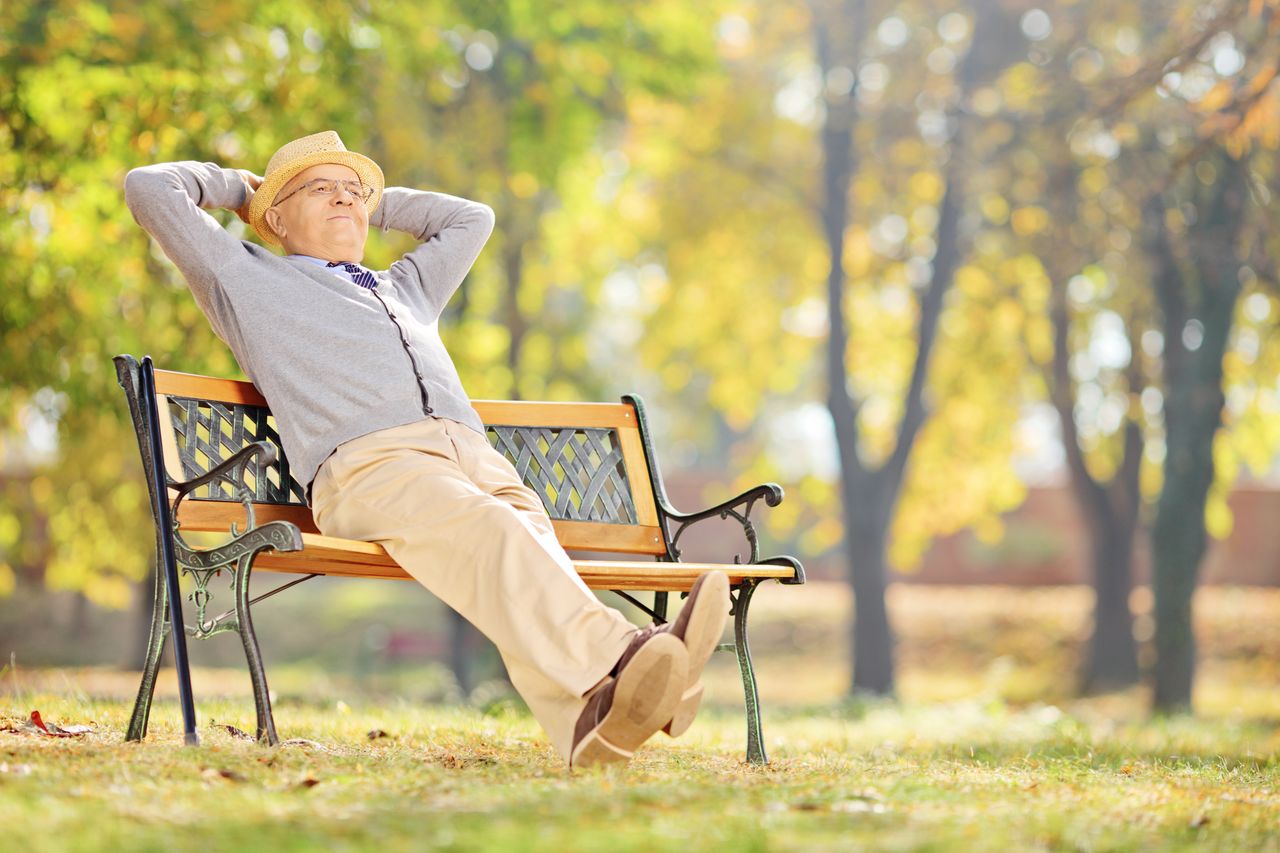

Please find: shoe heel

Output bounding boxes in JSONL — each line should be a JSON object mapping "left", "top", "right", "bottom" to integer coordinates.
{"left": 570, "top": 730, "right": 633, "bottom": 769}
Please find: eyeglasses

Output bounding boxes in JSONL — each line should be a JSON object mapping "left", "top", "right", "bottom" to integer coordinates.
{"left": 274, "top": 178, "right": 374, "bottom": 205}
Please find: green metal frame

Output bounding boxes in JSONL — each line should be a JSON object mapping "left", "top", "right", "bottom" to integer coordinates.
{"left": 622, "top": 394, "right": 805, "bottom": 765}
{"left": 116, "top": 355, "right": 305, "bottom": 745}
{"left": 114, "top": 355, "right": 805, "bottom": 764}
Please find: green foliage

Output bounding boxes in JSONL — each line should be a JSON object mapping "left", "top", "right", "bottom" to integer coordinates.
{"left": 5, "top": 0, "right": 1280, "bottom": 612}
{"left": 0, "top": 0, "right": 721, "bottom": 603}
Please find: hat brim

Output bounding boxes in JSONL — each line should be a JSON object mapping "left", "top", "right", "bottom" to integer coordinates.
{"left": 248, "top": 150, "right": 385, "bottom": 245}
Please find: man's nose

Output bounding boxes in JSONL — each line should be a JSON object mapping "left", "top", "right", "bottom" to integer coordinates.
{"left": 330, "top": 187, "right": 357, "bottom": 204}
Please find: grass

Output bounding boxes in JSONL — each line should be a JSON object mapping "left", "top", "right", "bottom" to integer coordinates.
{"left": 1, "top": 693, "right": 1277, "bottom": 851}
{"left": 3, "top": 583, "right": 1279, "bottom": 850}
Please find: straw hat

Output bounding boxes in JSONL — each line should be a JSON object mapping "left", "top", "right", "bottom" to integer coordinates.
{"left": 248, "top": 130, "right": 384, "bottom": 245}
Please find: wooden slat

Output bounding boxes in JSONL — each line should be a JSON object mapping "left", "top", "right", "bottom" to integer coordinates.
{"left": 574, "top": 560, "right": 796, "bottom": 591}
{"left": 552, "top": 519, "right": 666, "bottom": 555}
{"left": 247, "top": 534, "right": 796, "bottom": 589}
{"left": 472, "top": 400, "right": 638, "bottom": 430}
{"left": 176, "top": 502, "right": 322, "bottom": 535}
{"left": 616, "top": 425, "right": 659, "bottom": 527}
{"left": 154, "top": 393, "right": 187, "bottom": 490}
{"left": 154, "top": 370, "right": 266, "bottom": 406}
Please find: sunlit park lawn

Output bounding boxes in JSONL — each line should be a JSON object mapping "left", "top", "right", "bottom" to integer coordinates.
{"left": 3, "top": 583, "right": 1279, "bottom": 851}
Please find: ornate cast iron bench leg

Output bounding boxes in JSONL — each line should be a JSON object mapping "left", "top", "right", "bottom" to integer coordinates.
{"left": 127, "top": 564, "right": 169, "bottom": 742}
{"left": 173, "top": 521, "right": 302, "bottom": 746}
{"left": 128, "top": 531, "right": 296, "bottom": 745}
{"left": 732, "top": 580, "right": 767, "bottom": 765}
{"left": 233, "top": 552, "right": 278, "bottom": 744}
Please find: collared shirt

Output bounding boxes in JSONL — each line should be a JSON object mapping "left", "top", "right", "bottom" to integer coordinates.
{"left": 286, "top": 253, "right": 373, "bottom": 288}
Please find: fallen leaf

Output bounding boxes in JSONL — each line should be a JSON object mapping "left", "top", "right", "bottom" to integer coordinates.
{"left": 27, "top": 711, "right": 93, "bottom": 738}
{"left": 296, "top": 775, "right": 321, "bottom": 789}
{"left": 216, "top": 724, "right": 255, "bottom": 741}
{"left": 28, "top": 711, "right": 52, "bottom": 735}
{"left": 367, "top": 729, "right": 390, "bottom": 740}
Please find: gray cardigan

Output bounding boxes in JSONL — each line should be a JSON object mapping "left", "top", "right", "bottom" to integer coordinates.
{"left": 124, "top": 161, "right": 495, "bottom": 500}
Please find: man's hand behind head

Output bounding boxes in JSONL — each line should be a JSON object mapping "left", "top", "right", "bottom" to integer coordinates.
{"left": 235, "top": 169, "right": 263, "bottom": 224}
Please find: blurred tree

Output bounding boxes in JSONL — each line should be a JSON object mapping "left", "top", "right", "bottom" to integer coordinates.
{"left": 356, "top": 0, "right": 721, "bottom": 692}
{"left": 1095, "top": 1, "right": 1280, "bottom": 709}
{"left": 810, "top": 0, "right": 1027, "bottom": 694}
{"left": 958, "top": 0, "right": 1280, "bottom": 699}
{"left": 0, "top": 0, "right": 720, "bottom": 691}
{"left": 592, "top": 1, "right": 1036, "bottom": 697}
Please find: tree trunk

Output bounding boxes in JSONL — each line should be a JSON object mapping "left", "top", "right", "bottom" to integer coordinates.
{"left": 1148, "top": 153, "right": 1248, "bottom": 711}
{"left": 845, "top": 509, "right": 895, "bottom": 695}
{"left": 1081, "top": 510, "right": 1140, "bottom": 691}
{"left": 1043, "top": 160, "right": 1143, "bottom": 694}
{"left": 812, "top": 0, "right": 999, "bottom": 697}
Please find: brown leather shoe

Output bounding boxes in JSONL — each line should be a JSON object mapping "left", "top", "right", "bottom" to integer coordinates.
{"left": 569, "top": 631, "right": 687, "bottom": 769}
{"left": 657, "top": 571, "right": 730, "bottom": 737}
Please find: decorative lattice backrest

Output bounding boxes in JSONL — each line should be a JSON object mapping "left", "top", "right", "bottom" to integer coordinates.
{"left": 151, "top": 370, "right": 665, "bottom": 555}
{"left": 487, "top": 425, "right": 636, "bottom": 523}
{"left": 165, "top": 395, "right": 306, "bottom": 505}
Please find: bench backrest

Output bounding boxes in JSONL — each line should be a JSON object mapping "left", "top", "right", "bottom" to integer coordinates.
{"left": 115, "top": 357, "right": 669, "bottom": 556}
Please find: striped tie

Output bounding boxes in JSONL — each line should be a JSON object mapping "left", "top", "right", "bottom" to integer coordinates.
{"left": 326, "top": 261, "right": 379, "bottom": 290}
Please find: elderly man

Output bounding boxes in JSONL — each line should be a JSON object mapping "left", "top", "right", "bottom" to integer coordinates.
{"left": 124, "top": 130, "right": 728, "bottom": 768}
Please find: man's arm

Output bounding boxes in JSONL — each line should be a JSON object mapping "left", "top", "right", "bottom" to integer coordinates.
{"left": 374, "top": 188, "right": 496, "bottom": 319}
{"left": 123, "top": 162, "right": 254, "bottom": 339}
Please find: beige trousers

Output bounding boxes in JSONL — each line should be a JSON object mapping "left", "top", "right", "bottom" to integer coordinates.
{"left": 308, "top": 416, "right": 638, "bottom": 762}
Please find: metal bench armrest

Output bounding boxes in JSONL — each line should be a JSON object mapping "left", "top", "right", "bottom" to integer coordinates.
{"left": 169, "top": 441, "right": 277, "bottom": 499}
{"left": 664, "top": 483, "right": 783, "bottom": 524}
{"left": 664, "top": 483, "right": 787, "bottom": 567}
{"left": 168, "top": 441, "right": 282, "bottom": 544}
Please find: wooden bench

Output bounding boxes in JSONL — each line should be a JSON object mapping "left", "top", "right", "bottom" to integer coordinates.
{"left": 114, "top": 354, "right": 804, "bottom": 764}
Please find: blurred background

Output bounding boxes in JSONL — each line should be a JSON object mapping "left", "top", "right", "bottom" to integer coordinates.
{"left": 2, "top": 0, "right": 1279, "bottom": 722}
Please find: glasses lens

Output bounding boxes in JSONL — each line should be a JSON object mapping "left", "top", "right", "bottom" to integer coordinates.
{"left": 304, "top": 180, "right": 369, "bottom": 199}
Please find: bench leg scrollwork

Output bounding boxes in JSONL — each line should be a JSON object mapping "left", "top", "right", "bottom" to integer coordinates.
{"left": 126, "top": 520, "right": 301, "bottom": 745}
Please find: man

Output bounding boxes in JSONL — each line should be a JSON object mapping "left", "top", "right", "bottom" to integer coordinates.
{"left": 124, "top": 130, "right": 728, "bottom": 768}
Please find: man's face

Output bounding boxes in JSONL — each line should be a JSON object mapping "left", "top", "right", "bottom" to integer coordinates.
{"left": 264, "top": 163, "right": 370, "bottom": 262}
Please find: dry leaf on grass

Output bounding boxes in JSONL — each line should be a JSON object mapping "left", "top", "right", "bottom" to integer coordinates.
{"left": 27, "top": 711, "right": 94, "bottom": 737}
{"left": 367, "top": 729, "right": 390, "bottom": 740}
{"left": 213, "top": 723, "right": 255, "bottom": 741}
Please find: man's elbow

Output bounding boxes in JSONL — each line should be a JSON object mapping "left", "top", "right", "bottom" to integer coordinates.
{"left": 123, "top": 166, "right": 164, "bottom": 215}
{"left": 473, "top": 202, "right": 496, "bottom": 240}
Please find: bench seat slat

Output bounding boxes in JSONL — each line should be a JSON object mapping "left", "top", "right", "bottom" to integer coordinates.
{"left": 247, "top": 532, "right": 796, "bottom": 590}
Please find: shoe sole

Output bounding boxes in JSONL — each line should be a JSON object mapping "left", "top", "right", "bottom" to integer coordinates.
{"left": 570, "top": 633, "right": 688, "bottom": 769}
{"left": 663, "top": 572, "right": 730, "bottom": 737}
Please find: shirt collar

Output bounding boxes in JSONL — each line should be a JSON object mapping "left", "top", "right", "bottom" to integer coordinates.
{"left": 286, "top": 254, "right": 362, "bottom": 269}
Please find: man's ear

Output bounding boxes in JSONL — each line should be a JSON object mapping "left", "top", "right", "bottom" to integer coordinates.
{"left": 264, "top": 208, "right": 286, "bottom": 240}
